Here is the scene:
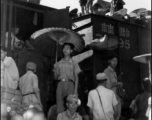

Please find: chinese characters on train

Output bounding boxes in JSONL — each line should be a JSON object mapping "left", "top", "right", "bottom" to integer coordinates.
{"left": 119, "top": 27, "right": 131, "bottom": 49}
{"left": 101, "top": 23, "right": 114, "bottom": 34}
{"left": 101, "top": 23, "right": 131, "bottom": 49}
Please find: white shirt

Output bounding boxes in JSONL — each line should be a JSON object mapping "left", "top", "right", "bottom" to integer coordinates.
{"left": 2, "top": 56, "right": 19, "bottom": 89}
{"left": 87, "top": 86, "right": 118, "bottom": 120}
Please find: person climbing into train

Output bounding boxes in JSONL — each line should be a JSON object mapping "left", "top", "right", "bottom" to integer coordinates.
{"left": 53, "top": 42, "right": 81, "bottom": 114}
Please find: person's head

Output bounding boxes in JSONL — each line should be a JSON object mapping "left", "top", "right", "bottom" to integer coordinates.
{"left": 1, "top": 46, "right": 7, "bottom": 60}
{"left": 23, "top": 107, "right": 45, "bottom": 120}
{"left": 12, "top": 26, "right": 20, "bottom": 34}
{"left": 11, "top": 115, "right": 24, "bottom": 120}
{"left": 143, "top": 78, "right": 151, "bottom": 92}
{"left": 66, "top": 94, "right": 80, "bottom": 113}
{"left": 62, "top": 42, "right": 74, "bottom": 57}
{"left": 26, "top": 62, "right": 37, "bottom": 72}
{"left": 96, "top": 73, "right": 108, "bottom": 86}
{"left": 108, "top": 55, "right": 118, "bottom": 69}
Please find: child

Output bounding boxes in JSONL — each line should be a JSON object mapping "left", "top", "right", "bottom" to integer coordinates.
{"left": 53, "top": 42, "right": 81, "bottom": 114}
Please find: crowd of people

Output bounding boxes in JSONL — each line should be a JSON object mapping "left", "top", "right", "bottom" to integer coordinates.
{"left": 1, "top": 0, "right": 151, "bottom": 120}
{"left": 79, "top": 0, "right": 125, "bottom": 16}
{"left": 77, "top": 0, "right": 151, "bottom": 29}
{"left": 1, "top": 39, "right": 151, "bottom": 120}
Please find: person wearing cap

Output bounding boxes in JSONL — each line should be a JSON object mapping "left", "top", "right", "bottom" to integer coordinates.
{"left": 19, "top": 62, "right": 42, "bottom": 110}
{"left": 131, "top": 78, "right": 151, "bottom": 120}
{"left": 57, "top": 94, "right": 82, "bottom": 120}
{"left": 1, "top": 46, "right": 19, "bottom": 89}
{"left": 87, "top": 73, "right": 118, "bottom": 120}
{"left": 53, "top": 42, "right": 81, "bottom": 114}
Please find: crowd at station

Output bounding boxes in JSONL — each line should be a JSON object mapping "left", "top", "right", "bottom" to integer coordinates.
{"left": 1, "top": 40, "right": 151, "bottom": 120}
{"left": 1, "top": 0, "right": 151, "bottom": 120}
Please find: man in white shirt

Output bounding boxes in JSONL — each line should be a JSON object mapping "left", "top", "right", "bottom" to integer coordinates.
{"left": 1, "top": 46, "right": 19, "bottom": 89}
{"left": 87, "top": 73, "right": 118, "bottom": 120}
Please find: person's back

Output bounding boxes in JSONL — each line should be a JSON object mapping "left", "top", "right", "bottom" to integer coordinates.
{"left": 87, "top": 73, "right": 118, "bottom": 120}
{"left": 88, "top": 86, "right": 117, "bottom": 120}
{"left": 19, "top": 71, "right": 37, "bottom": 95}
{"left": 134, "top": 78, "right": 151, "bottom": 120}
{"left": 135, "top": 92, "right": 151, "bottom": 120}
{"left": 19, "top": 62, "right": 42, "bottom": 110}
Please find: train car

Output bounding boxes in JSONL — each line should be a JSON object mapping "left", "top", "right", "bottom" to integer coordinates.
{"left": 72, "top": 14, "right": 151, "bottom": 107}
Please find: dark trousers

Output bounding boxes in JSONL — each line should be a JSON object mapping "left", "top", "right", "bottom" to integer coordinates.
{"left": 56, "top": 81, "right": 74, "bottom": 114}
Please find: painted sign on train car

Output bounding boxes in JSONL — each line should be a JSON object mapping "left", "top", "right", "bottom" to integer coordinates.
{"left": 91, "top": 14, "right": 148, "bottom": 106}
